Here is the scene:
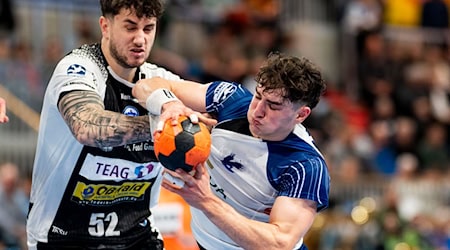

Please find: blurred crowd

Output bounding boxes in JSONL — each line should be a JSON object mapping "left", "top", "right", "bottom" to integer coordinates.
{"left": 311, "top": 0, "right": 450, "bottom": 249}
{"left": 0, "top": 162, "right": 29, "bottom": 250}
{"left": 0, "top": 0, "right": 449, "bottom": 249}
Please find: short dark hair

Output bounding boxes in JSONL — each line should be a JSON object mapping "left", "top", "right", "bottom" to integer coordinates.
{"left": 100, "top": 0, "right": 164, "bottom": 19}
{"left": 255, "top": 52, "right": 326, "bottom": 109}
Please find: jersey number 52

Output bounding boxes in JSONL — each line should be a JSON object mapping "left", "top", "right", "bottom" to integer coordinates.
{"left": 88, "top": 212, "right": 120, "bottom": 237}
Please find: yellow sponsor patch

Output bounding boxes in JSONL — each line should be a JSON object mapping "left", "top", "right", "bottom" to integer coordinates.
{"left": 73, "top": 181, "right": 150, "bottom": 201}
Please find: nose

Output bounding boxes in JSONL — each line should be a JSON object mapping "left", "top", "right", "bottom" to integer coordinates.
{"left": 253, "top": 100, "right": 265, "bottom": 118}
{"left": 133, "top": 30, "right": 145, "bottom": 46}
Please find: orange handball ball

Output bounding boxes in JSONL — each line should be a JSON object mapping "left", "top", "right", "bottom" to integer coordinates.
{"left": 154, "top": 115, "right": 211, "bottom": 172}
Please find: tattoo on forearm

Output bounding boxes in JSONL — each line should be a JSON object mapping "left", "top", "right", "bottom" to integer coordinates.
{"left": 59, "top": 90, "right": 151, "bottom": 148}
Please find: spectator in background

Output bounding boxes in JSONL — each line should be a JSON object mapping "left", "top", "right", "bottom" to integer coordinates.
{"left": 0, "top": 97, "right": 8, "bottom": 123}
{"left": 420, "top": 0, "right": 449, "bottom": 50}
{"left": 39, "top": 36, "right": 64, "bottom": 86}
{"left": 341, "top": 0, "right": 383, "bottom": 56}
{"left": 74, "top": 17, "right": 99, "bottom": 46}
{"left": 0, "top": 0, "right": 15, "bottom": 36}
{"left": 0, "top": 162, "right": 28, "bottom": 249}
{"left": 426, "top": 44, "right": 450, "bottom": 125}
{"left": 381, "top": 152, "right": 444, "bottom": 250}
{"left": 417, "top": 122, "right": 449, "bottom": 173}
{"left": 371, "top": 116, "right": 419, "bottom": 175}
{"left": 199, "top": 17, "right": 249, "bottom": 83}
{"left": 377, "top": 208, "right": 432, "bottom": 250}
{"left": 410, "top": 95, "right": 433, "bottom": 137}
{"left": 8, "top": 41, "right": 44, "bottom": 111}
{"left": 340, "top": 0, "right": 384, "bottom": 100}
{"left": 386, "top": 153, "right": 423, "bottom": 221}
{"left": 420, "top": 0, "right": 449, "bottom": 29}
{"left": 357, "top": 29, "right": 394, "bottom": 109}
{"left": 0, "top": 34, "right": 10, "bottom": 71}
{"left": 161, "top": 0, "right": 207, "bottom": 62}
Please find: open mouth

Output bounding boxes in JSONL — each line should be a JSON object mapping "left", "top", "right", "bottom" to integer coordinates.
{"left": 130, "top": 48, "right": 145, "bottom": 57}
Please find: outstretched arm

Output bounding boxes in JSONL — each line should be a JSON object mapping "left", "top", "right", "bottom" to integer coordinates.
{"left": 163, "top": 164, "right": 318, "bottom": 250}
{"left": 0, "top": 97, "right": 9, "bottom": 123}
{"left": 133, "top": 77, "right": 216, "bottom": 126}
{"left": 58, "top": 90, "right": 152, "bottom": 148}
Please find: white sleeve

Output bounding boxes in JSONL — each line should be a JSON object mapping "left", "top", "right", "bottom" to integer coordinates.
{"left": 140, "top": 63, "right": 182, "bottom": 81}
{"left": 50, "top": 54, "right": 106, "bottom": 99}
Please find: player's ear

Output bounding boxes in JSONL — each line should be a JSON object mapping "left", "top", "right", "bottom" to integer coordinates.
{"left": 99, "top": 16, "right": 109, "bottom": 36}
{"left": 295, "top": 106, "right": 311, "bottom": 123}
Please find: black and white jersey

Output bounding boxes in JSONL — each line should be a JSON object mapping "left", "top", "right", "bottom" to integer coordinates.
{"left": 27, "top": 44, "right": 181, "bottom": 249}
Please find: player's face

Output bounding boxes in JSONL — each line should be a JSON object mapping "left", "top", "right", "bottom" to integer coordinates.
{"left": 105, "top": 9, "right": 157, "bottom": 68}
{"left": 247, "top": 86, "right": 301, "bottom": 141}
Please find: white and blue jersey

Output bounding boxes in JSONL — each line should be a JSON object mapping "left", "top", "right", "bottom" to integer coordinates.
{"left": 191, "top": 81, "right": 330, "bottom": 250}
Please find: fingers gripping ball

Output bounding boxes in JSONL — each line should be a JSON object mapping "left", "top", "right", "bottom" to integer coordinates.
{"left": 154, "top": 116, "right": 211, "bottom": 172}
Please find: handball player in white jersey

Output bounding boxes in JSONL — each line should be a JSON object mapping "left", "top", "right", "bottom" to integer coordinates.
{"left": 133, "top": 52, "right": 331, "bottom": 250}
{"left": 26, "top": 1, "right": 213, "bottom": 249}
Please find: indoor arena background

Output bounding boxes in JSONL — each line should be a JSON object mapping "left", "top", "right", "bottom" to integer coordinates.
{"left": 0, "top": 0, "right": 449, "bottom": 249}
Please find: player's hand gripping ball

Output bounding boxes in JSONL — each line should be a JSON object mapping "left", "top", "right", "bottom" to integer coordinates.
{"left": 154, "top": 115, "right": 211, "bottom": 172}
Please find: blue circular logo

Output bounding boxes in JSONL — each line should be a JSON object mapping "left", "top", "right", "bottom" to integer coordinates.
{"left": 123, "top": 106, "right": 139, "bottom": 117}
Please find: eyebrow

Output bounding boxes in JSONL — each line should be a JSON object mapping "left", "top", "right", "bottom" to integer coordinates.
{"left": 267, "top": 99, "right": 283, "bottom": 106}
{"left": 123, "top": 19, "right": 138, "bottom": 25}
{"left": 123, "top": 18, "right": 156, "bottom": 25}
{"left": 255, "top": 89, "right": 284, "bottom": 106}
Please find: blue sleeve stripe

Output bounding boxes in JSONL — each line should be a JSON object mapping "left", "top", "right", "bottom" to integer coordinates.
{"left": 295, "top": 164, "right": 305, "bottom": 198}
{"left": 313, "top": 158, "right": 325, "bottom": 206}
{"left": 282, "top": 158, "right": 329, "bottom": 211}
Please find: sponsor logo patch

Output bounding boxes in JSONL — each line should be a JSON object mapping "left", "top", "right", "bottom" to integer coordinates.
{"left": 221, "top": 153, "right": 243, "bottom": 173}
{"left": 123, "top": 105, "right": 139, "bottom": 116}
{"left": 213, "top": 82, "right": 236, "bottom": 105}
{"left": 80, "top": 154, "right": 159, "bottom": 181}
{"left": 67, "top": 64, "right": 87, "bottom": 76}
{"left": 72, "top": 181, "right": 150, "bottom": 205}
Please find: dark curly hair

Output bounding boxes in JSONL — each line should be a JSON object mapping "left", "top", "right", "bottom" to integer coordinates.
{"left": 100, "top": 0, "right": 164, "bottom": 19}
{"left": 255, "top": 52, "right": 326, "bottom": 109}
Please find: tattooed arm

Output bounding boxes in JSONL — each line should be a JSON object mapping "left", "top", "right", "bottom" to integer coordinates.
{"left": 58, "top": 90, "right": 151, "bottom": 148}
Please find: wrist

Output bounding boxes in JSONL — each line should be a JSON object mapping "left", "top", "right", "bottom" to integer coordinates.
{"left": 145, "top": 88, "right": 179, "bottom": 115}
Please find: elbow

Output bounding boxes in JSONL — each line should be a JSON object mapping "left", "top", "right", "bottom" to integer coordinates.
{"left": 271, "top": 222, "right": 313, "bottom": 249}
{"left": 71, "top": 126, "right": 97, "bottom": 147}
{"left": 69, "top": 121, "right": 105, "bottom": 148}
{"left": 73, "top": 131, "right": 115, "bottom": 149}
{"left": 65, "top": 110, "right": 119, "bottom": 148}
{"left": 274, "top": 239, "right": 298, "bottom": 250}
{"left": 270, "top": 229, "right": 302, "bottom": 250}
{"left": 70, "top": 122, "right": 129, "bottom": 149}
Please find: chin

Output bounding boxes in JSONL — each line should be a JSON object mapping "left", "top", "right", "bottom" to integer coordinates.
{"left": 249, "top": 126, "right": 261, "bottom": 138}
{"left": 128, "top": 61, "right": 145, "bottom": 68}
